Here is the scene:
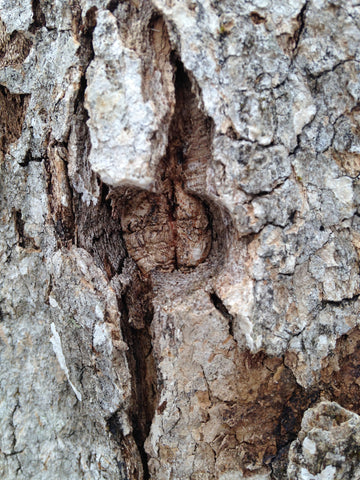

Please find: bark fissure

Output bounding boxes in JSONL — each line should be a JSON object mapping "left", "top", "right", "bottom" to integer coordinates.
{"left": 292, "top": 0, "right": 309, "bottom": 54}
{"left": 106, "top": 412, "right": 144, "bottom": 480}
{"left": 209, "top": 292, "right": 235, "bottom": 337}
{"left": 30, "top": 0, "right": 46, "bottom": 32}
{"left": 118, "top": 292, "right": 156, "bottom": 480}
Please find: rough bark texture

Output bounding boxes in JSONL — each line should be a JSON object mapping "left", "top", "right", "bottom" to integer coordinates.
{"left": 1, "top": 1, "right": 360, "bottom": 479}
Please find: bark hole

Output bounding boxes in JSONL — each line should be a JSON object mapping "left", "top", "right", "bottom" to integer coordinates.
{"left": 106, "top": 0, "right": 121, "bottom": 13}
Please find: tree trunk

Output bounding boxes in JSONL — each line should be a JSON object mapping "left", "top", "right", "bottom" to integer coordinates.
{"left": 1, "top": 1, "right": 360, "bottom": 479}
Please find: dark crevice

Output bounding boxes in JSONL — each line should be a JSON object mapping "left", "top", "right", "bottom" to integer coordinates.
{"left": 306, "top": 59, "right": 358, "bottom": 81}
{"left": 18, "top": 149, "right": 42, "bottom": 167}
{"left": 107, "top": 412, "right": 142, "bottom": 480}
{"left": 13, "top": 209, "right": 40, "bottom": 250}
{"left": 292, "top": 0, "right": 309, "bottom": 54}
{"left": 30, "top": 0, "right": 46, "bottom": 33}
{"left": 248, "top": 179, "right": 290, "bottom": 199}
{"left": 73, "top": 73, "right": 89, "bottom": 115}
{"left": 275, "top": 384, "right": 319, "bottom": 451}
{"left": 14, "top": 210, "right": 25, "bottom": 248}
{"left": 321, "top": 294, "right": 359, "bottom": 308}
{"left": 9, "top": 401, "right": 20, "bottom": 454}
{"left": 210, "top": 292, "right": 234, "bottom": 337}
{"left": 80, "top": 6, "right": 97, "bottom": 56}
{"left": 107, "top": 0, "right": 121, "bottom": 12}
{"left": 165, "top": 53, "right": 214, "bottom": 196}
{"left": 250, "top": 12, "right": 266, "bottom": 25}
{"left": 118, "top": 291, "right": 156, "bottom": 480}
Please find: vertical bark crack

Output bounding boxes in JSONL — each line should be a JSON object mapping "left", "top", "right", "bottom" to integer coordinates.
{"left": 292, "top": 0, "right": 310, "bottom": 54}
{"left": 119, "top": 290, "right": 156, "bottom": 480}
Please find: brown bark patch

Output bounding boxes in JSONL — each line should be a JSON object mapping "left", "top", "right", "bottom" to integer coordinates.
{"left": 0, "top": 85, "right": 29, "bottom": 160}
{"left": 120, "top": 186, "right": 211, "bottom": 274}
{"left": 30, "top": 0, "right": 46, "bottom": 32}
{"left": 0, "top": 18, "right": 32, "bottom": 67}
{"left": 321, "top": 326, "right": 360, "bottom": 414}
{"left": 210, "top": 350, "right": 316, "bottom": 473}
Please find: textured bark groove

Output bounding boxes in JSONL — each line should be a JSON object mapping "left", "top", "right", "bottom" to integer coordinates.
{"left": 119, "top": 285, "right": 156, "bottom": 480}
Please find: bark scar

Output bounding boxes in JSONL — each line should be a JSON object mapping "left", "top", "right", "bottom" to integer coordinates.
{"left": 111, "top": 18, "right": 214, "bottom": 276}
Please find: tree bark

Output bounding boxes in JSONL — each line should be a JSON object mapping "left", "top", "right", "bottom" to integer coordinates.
{"left": 1, "top": 1, "right": 360, "bottom": 479}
